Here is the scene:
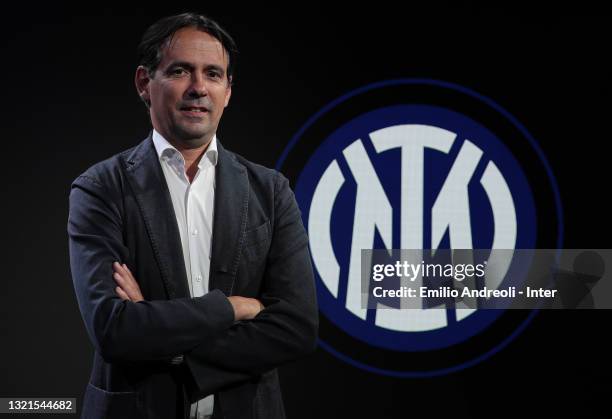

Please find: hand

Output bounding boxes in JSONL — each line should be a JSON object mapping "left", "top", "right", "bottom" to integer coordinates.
{"left": 227, "top": 296, "right": 264, "bottom": 321}
{"left": 112, "top": 262, "right": 144, "bottom": 302}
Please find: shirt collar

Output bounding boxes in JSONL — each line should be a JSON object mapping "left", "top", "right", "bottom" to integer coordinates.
{"left": 152, "top": 129, "right": 218, "bottom": 169}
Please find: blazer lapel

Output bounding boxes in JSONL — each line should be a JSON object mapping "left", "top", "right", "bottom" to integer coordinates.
{"left": 124, "top": 133, "right": 190, "bottom": 299}
{"left": 208, "top": 140, "right": 249, "bottom": 296}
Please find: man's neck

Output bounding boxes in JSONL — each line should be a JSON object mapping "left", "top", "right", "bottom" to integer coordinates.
{"left": 165, "top": 135, "right": 214, "bottom": 183}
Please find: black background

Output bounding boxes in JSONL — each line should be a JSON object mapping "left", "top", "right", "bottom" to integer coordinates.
{"left": 0, "top": 4, "right": 609, "bottom": 418}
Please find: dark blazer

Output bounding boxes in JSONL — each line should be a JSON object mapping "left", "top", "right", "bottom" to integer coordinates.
{"left": 68, "top": 133, "right": 318, "bottom": 419}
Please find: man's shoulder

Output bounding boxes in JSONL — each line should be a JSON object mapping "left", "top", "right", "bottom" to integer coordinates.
{"left": 224, "top": 148, "right": 285, "bottom": 187}
{"left": 73, "top": 137, "right": 150, "bottom": 185}
{"left": 72, "top": 139, "right": 147, "bottom": 189}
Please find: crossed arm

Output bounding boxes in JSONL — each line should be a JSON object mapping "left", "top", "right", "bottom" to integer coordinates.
{"left": 112, "top": 262, "right": 264, "bottom": 321}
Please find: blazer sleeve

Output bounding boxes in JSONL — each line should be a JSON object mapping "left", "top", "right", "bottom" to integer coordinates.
{"left": 68, "top": 174, "right": 235, "bottom": 363}
{"left": 183, "top": 172, "right": 318, "bottom": 397}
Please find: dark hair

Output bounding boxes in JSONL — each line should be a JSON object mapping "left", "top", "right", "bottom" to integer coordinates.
{"left": 137, "top": 13, "right": 237, "bottom": 84}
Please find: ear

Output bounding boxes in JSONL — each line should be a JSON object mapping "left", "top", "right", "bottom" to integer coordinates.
{"left": 135, "top": 66, "right": 152, "bottom": 106}
{"left": 224, "top": 76, "right": 232, "bottom": 108}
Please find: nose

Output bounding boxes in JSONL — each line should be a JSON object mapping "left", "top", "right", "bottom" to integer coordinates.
{"left": 187, "top": 72, "right": 208, "bottom": 98}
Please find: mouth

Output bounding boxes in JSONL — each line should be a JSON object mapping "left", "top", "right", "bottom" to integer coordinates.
{"left": 179, "top": 106, "right": 209, "bottom": 118}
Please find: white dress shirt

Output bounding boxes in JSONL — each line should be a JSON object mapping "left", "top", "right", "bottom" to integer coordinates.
{"left": 152, "top": 129, "right": 217, "bottom": 419}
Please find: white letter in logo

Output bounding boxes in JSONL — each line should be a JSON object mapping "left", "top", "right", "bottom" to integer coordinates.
{"left": 308, "top": 124, "right": 517, "bottom": 332}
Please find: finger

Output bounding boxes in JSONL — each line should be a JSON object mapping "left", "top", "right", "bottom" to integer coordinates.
{"left": 113, "top": 266, "right": 135, "bottom": 287}
{"left": 113, "top": 272, "right": 136, "bottom": 295}
{"left": 113, "top": 271, "right": 127, "bottom": 285}
{"left": 113, "top": 261, "right": 126, "bottom": 275}
{"left": 122, "top": 265, "right": 136, "bottom": 282}
{"left": 113, "top": 264, "right": 143, "bottom": 302}
{"left": 113, "top": 272, "right": 139, "bottom": 297}
{"left": 115, "top": 286, "right": 130, "bottom": 301}
{"left": 113, "top": 271, "right": 124, "bottom": 284}
{"left": 115, "top": 263, "right": 135, "bottom": 283}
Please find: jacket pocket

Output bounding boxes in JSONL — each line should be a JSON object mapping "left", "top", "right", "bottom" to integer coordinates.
{"left": 243, "top": 220, "right": 271, "bottom": 262}
{"left": 81, "top": 382, "right": 144, "bottom": 419}
{"left": 244, "top": 219, "right": 270, "bottom": 246}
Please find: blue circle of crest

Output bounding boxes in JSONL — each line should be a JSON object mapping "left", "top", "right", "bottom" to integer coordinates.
{"left": 276, "top": 79, "right": 564, "bottom": 376}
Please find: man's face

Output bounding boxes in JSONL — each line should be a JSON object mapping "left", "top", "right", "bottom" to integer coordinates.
{"left": 136, "top": 27, "right": 232, "bottom": 147}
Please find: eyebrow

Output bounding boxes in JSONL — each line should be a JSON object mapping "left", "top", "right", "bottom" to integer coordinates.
{"left": 166, "top": 61, "right": 226, "bottom": 75}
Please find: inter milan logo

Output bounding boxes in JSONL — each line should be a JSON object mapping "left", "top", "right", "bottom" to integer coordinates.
{"left": 276, "top": 80, "right": 563, "bottom": 376}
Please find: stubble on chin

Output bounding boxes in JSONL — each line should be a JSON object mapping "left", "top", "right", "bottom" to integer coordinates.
{"left": 171, "top": 123, "right": 214, "bottom": 149}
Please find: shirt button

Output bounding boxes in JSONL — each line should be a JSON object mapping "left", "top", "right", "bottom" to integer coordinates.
{"left": 196, "top": 274, "right": 202, "bottom": 282}
{"left": 192, "top": 228, "right": 198, "bottom": 236}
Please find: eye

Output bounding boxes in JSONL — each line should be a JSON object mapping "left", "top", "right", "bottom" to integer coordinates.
{"left": 169, "top": 67, "right": 188, "bottom": 77}
{"left": 207, "top": 70, "right": 222, "bottom": 80}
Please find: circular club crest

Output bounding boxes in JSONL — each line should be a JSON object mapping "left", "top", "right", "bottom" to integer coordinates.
{"left": 276, "top": 79, "right": 563, "bottom": 377}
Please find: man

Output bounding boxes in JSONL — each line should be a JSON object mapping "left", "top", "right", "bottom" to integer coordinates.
{"left": 68, "top": 13, "right": 318, "bottom": 419}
